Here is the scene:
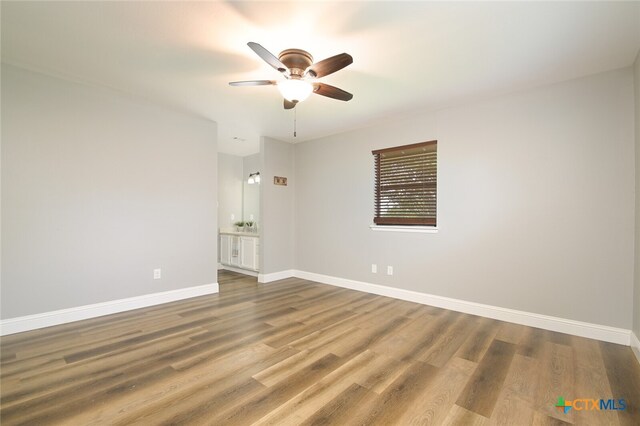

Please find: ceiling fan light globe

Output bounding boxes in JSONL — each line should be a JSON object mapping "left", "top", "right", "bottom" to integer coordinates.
{"left": 277, "top": 80, "right": 313, "bottom": 103}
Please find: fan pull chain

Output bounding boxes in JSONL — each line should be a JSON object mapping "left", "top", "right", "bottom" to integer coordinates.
{"left": 294, "top": 108, "right": 297, "bottom": 138}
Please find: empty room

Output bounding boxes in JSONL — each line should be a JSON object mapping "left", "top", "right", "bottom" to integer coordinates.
{"left": 2, "top": 1, "right": 640, "bottom": 425}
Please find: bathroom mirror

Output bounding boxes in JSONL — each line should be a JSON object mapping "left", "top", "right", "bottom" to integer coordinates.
{"left": 243, "top": 179, "right": 260, "bottom": 226}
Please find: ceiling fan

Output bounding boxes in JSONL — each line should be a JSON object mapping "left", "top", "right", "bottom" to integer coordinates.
{"left": 229, "top": 42, "right": 353, "bottom": 109}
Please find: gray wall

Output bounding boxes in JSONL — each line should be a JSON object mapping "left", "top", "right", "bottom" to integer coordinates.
{"left": 634, "top": 53, "right": 640, "bottom": 339}
{"left": 295, "top": 68, "right": 635, "bottom": 329}
{"left": 260, "top": 137, "right": 294, "bottom": 275}
{"left": 1, "top": 64, "right": 218, "bottom": 319}
{"left": 218, "top": 153, "right": 243, "bottom": 229}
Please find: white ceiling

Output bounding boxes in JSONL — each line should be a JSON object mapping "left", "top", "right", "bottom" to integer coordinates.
{"left": 2, "top": 1, "right": 639, "bottom": 156}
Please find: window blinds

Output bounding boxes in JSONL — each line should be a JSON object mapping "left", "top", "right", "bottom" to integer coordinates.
{"left": 373, "top": 140, "right": 437, "bottom": 226}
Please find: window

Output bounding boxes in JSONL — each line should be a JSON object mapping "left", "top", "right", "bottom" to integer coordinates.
{"left": 372, "top": 140, "right": 437, "bottom": 226}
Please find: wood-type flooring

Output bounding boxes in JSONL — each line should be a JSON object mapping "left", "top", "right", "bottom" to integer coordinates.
{"left": 1, "top": 270, "right": 639, "bottom": 425}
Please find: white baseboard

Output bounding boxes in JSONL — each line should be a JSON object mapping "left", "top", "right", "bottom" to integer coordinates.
{"left": 219, "top": 265, "right": 258, "bottom": 277}
{"left": 631, "top": 332, "right": 640, "bottom": 365}
{"left": 0, "top": 283, "right": 219, "bottom": 336}
{"left": 258, "top": 270, "right": 295, "bottom": 284}
{"left": 293, "top": 270, "right": 631, "bottom": 346}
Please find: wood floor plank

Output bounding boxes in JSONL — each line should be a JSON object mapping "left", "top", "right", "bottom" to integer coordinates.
{"left": 265, "top": 291, "right": 371, "bottom": 327}
{"left": 325, "top": 316, "right": 412, "bottom": 359}
{"left": 456, "top": 339, "right": 517, "bottom": 418}
{"left": 396, "top": 357, "right": 477, "bottom": 425}
{"left": 532, "top": 411, "right": 573, "bottom": 425}
{"left": 517, "top": 327, "right": 548, "bottom": 359}
{"left": 419, "top": 314, "right": 475, "bottom": 367}
{"left": 2, "top": 331, "right": 196, "bottom": 407}
{"left": 345, "top": 360, "right": 440, "bottom": 425}
{"left": 354, "top": 352, "right": 410, "bottom": 395}
{"left": 534, "top": 341, "right": 575, "bottom": 424}
{"left": 455, "top": 316, "right": 500, "bottom": 363}
{"left": 300, "top": 382, "right": 377, "bottom": 426}
{"left": 63, "top": 314, "right": 220, "bottom": 363}
{"left": 490, "top": 353, "right": 539, "bottom": 425}
{"left": 1, "top": 271, "right": 638, "bottom": 425}
{"left": 253, "top": 349, "right": 381, "bottom": 425}
{"left": 210, "top": 353, "right": 344, "bottom": 425}
{"left": 110, "top": 345, "right": 298, "bottom": 425}
{"left": 369, "top": 310, "right": 458, "bottom": 363}
{"left": 495, "top": 321, "right": 527, "bottom": 345}
{"left": 253, "top": 349, "right": 328, "bottom": 387}
{"left": 600, "top": 341, "right": 640, "bottom": 426}
{"left": 442, "top": 404, "right": 489, "bottom": 426}
{"left": 264, "top": 309, "right": 358, "bottom": 349}
{"left": 572, "top": 337, "right": 618, "bottom": 426}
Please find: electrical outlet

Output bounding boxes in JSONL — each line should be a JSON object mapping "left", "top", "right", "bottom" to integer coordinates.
{"left": 231, "top": 213, "right": 235, "bottom": 221}
{"left": 153, "top": 268, "right": 162, "bottom": 280}
{"left": 371, "top": 264, "right": 377, "bottom": 273}
{"left": 387, "top": 266, "right": 393, "bottom": 276}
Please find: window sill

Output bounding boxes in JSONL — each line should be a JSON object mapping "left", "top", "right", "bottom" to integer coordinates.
{"left": 369, "top": 225, "right": 438, "bottom": 233}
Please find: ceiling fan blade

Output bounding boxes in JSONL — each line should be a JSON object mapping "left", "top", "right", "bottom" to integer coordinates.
{"left": 313, "top": 83, "right": 353, "bottom": 101}
{"left": 247, "top": 42, "right": 289, "bottom": 75}
{"left": 229, "top": 80, "right": 276, "bottom": 86}
{"left": 306, "top": 53, "right": 353, "bottom": 78}
{"left": 284, "top": 99, "right": 297, "bottom": 110}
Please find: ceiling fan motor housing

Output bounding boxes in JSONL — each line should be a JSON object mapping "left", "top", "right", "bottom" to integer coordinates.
{"left": 279, "top": 49, "right": 313, "bottom": 78}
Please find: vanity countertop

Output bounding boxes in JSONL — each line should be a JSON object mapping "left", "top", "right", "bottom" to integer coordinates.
{"left": 219, "top": 231, "right": 259, "bottom": 237}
